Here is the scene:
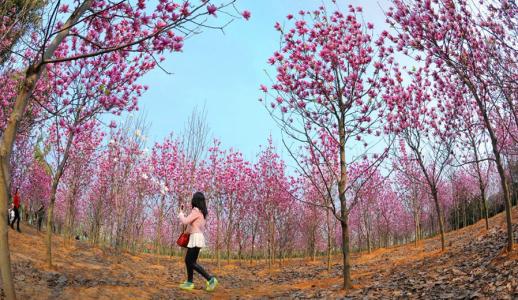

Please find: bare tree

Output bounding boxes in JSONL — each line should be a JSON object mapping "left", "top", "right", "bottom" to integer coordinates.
{"left": 182, "top": 104, "right": 210, "bottom": 165}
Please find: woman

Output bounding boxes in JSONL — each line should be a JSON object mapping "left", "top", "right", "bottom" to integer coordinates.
{"left": 10, "top": 188, "right": 21, "bottom": 232}
{"left": 178, "top": 192, "right": 218, "bottom": 292}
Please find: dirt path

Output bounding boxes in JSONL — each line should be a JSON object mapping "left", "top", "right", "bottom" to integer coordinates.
{"left": 1, "top": 207, "right": 517, "bottom": 299}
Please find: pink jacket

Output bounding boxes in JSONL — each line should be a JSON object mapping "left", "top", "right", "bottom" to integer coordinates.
{"left": 178, "top": 207, "right": 205, "bottom": 234}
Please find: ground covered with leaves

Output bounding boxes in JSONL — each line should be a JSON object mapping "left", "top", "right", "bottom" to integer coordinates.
{"left": 1, "top": 207, "right": 517, "bottom": 299}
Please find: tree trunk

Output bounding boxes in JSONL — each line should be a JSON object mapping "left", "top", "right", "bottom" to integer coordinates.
{"left": 266, "top": 219, "right": 272, "bottom": 269}
{"left": 250, "top": 235, "right": 255, "bottom": 265}
{"left": 366, "top": 225, "right": 371, "bottom": 254}
{"left": 46, "top": 186, "right": 57, "bottom": 268}
{"left": 155, "top": 195, "right": 166, "bottom": 255}
{"left": 462, "top": 199, "right": 468, "bottom": 228}
{"left": 0, "top": 2, "right": 94, "bottom": 296}
{"left": 357, "top": 227, "right": 362, "bottom": 252}
{"left": 430, "top": 216, "right": 435, "bottom": 236}
{"left": 312, "top": 237, "right": 316, "bottom": 262}
{"left": 494, "top": 157, "right": 514, "bottom": 252}
{"left": 431, "top": 188, "right": 446, "bottom": 251}
{"left": 272, "top": 215, "right": 275, "bottom": 266}
{"left": 226, "top": 201, "right": 234, "bottom": 264}
{"left": 455, "top": 202, "right": 460, "bottom": 229}
{"left": 250, "top": 222, "right": 257, "bottom": 265}
{"left": 46, "top": 129, "right": 75, "bottom": 268}
{"left": 64, "top": 182, "right": 79, "bottom": 245}
{"left": 340, "top": 216, "right": 352, "bottom": 289}
{"left": 90, "top": 198, "right": 102, "bottom": 246}
{"left": 216, "top": 209, "right": 221, "bottom": 268}
{"left": 414, "top": 208, "right": 420, "bottom": 246}
{"left": 0, "top": 161, "right": 15, "bottom": 300}
{"left": 338, "top": 120, "right": 352, "bottom": 289}
{"left": 0, "top": 63, "right": 44, "bottom": 300}
{"left": 226, "top": 238, "right": 231, "bottom": 263}
{"left": 326, "top": 208, "right": 332, "bottom": 271}
{"left": 473, "top": 154, "right": 489, "bottom": 230}
{"left": 463, "top": 75, "right": 514, "bottom": 252}
{"left": 310, "top": 224, "right": 316, "bottom": 262}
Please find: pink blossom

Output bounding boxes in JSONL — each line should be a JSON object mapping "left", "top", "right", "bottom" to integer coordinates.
{"left": 242, "top": 10, "right": 251, "bottom": 21}
{"left": 207, "top": 4, "right": 217, "bottom": 16}
{"left": 58, "top": 4, "right": 69, "bottom": 13}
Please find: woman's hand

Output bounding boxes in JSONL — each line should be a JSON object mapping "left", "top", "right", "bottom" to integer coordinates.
{"left": 178, "top": 204, "right": 185, "bottom": 216}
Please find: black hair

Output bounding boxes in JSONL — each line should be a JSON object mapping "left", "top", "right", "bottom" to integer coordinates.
{"left": 191, "top": 192, "right": 208, "bottom": 218}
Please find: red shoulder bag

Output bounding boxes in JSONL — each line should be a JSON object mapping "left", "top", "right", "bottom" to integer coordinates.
{"left": 176, "top": 226, "right": 190, "bottom": 248}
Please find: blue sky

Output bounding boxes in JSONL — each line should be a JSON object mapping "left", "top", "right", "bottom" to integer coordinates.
{"left": 137, "top": 0, "right": 390, "bottom": 166}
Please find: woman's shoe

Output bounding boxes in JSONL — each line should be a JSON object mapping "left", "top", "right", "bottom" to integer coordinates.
{"left": 179, "top": 281, "right": 194, "bottom": 290}
{"left": 206, "top": 277, "right": 218, "bottom": 292}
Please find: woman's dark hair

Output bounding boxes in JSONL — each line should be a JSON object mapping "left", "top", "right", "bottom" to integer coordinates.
{"left": 191, "top": 192, "right": 208, "bottom": 218}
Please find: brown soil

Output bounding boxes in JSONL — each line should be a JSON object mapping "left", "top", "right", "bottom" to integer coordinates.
{"left": 1, "top": 207, "right": 517, "bottom": 299}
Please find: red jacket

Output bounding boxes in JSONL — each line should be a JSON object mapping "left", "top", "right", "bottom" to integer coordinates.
{"left": 13, "top": 193, "right": 20, "bottom": 209}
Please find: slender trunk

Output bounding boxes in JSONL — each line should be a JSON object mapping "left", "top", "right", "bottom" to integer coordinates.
{"left": 250, "top": 234, "right": 255, "bottom": 265}
{"left": 462, "top": 199, "right": 468, "bottom": 227}
{"left": 155, "top": 195, "right": 165, "bottom": 255}
{"left": 494, "top": 156, "right": 514, "bottom": 251}
{"left": 45, "top": 186, "right": 57, "bottom": 267}
{"left": 338, "top": 121, "right": 352, "bottom": 289}
{"left": 473, "top": 147, "right": 489, "bottom": 230}
{"left": 272, "top": 216, "right": 275, "bottom": 265}
{"left": 47, "top": 130, "right": 75, "bottom": 268}
{"left": 471, "top": 205, "right": 478, "bottom": 224}
{"left": 463, "top": 75, "right": 514, "bottom": 251}
{"left": 326, "top": 208, "right": 332, "bottom": 271}
{"left": 270, "top": 213, "right": 275, "bottom": 267}
{"left": 414, "top": 206, "right": 422, "bottom": 246}
{"left": 226, "top": 200, "right": 234, "bottom": 264}
{"left": 482, "top": 199, "right": 484, "bottom": 221}
{"left": 64, "top": 181, "right": 79, "bottom": 245}
{"left": 312, "top": 234, "right": 316, "bottom": 262}
{"left": 414, "top": 207, "right": 420, "bottom": 246}
{"left": 216, "top": 208, "right": 221, "bottom": 268}
{"left": 236, "top": 223, "right": 242, "bottom": 266}
{"left": 340, "top": 216, "right": 352, "bottom": 289}
{"left": 430, "top": 215, "right": 434, "bottom": 236}
{"left": 417, "top": 216, "right": 421, "bottom": 241}
{"left": 509, "top": 166, "right": 517, "bottom": 206}
{"left": 267, "top": 219, "right": 272, "bottom": 269}
{"left": 431, "top": 188, "right": 446, "bottom": 251}
{"left": 226, "top": 238, "right": 231, "bottom": 263}
{"left": 238, "top": 243, "right": 242, "bottom": 265}
{"left": 366, "top": 226, "right": 371, "bottom": 254}
{"left": 310, "top": 225, "right": 316, "bottom": 262}
{"left": 91, "top": 198, "right": 102, "bottom": 245}
{"left": 455, "top": 202, "right": 460, "bottom": 229}
{"left": 357, "top": 226, "right": 362, "bottom": 252}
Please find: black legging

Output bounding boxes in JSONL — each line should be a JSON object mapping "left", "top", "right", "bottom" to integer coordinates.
{"left": 185, "top": 247, "right": 212, "bottom": 282}
{"left": 37, "top": 215, "right": 43, "bottom": 231}
{"left": 10, "top": 207, "right": 20, "bottom": 231}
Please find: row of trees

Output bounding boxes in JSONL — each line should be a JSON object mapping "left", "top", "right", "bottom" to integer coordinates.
{"left": 261, "top": 0, "right": 516, "bottom": 289}
{"left": 14, "top": 107, "right": 514, "bottom": 260}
